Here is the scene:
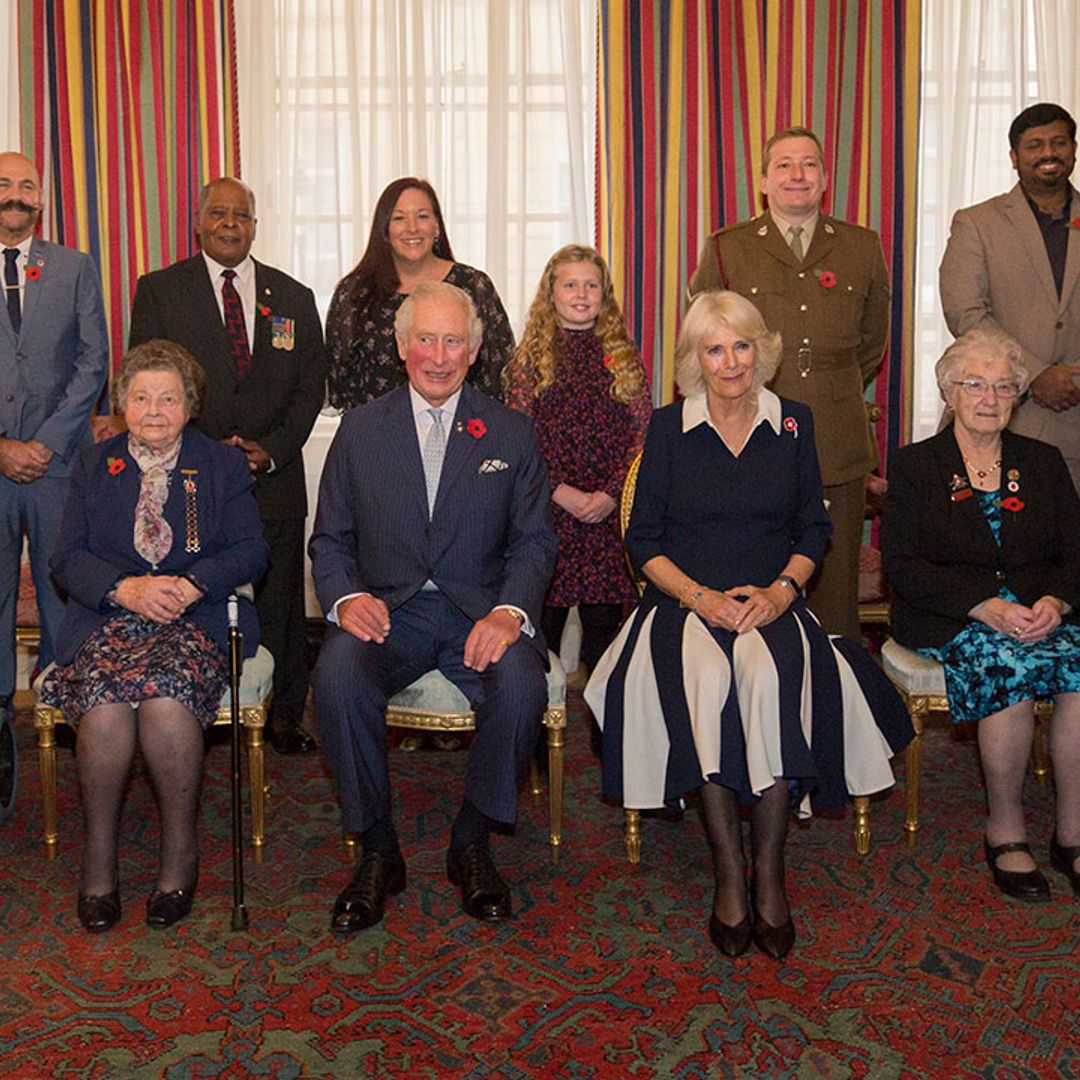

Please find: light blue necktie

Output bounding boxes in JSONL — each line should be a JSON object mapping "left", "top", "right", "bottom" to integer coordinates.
{"left": 422, "top": 407, "right": 446, "bottom": 516}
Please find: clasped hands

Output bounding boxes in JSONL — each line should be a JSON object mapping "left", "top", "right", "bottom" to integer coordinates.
{"left": 114, "top": 575, "right": 204, "bottom": 624}
{"left": 970, "top": 595, "right": 1064, "bottom": 643}
{"left": 0, "top": 437, "right": 53, "bottom": 484}
{"left": 691, "top": 582, "right": 792, "bottom": 633}
{"left": 1030, "top": 365, "right": 1080, "bottom": 412}
{"left": 339, "top": 594, "right": 522, "bottom": 672}
{"left": 553, "top": 483, "right": 616, "bottom": 525}
{"left": 224, "top": 435, "right": 272, "bottom": 473}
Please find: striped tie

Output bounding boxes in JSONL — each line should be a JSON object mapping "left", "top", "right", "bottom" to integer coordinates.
{"left": 221, "top": 269, "right": 251, "bottom": 376}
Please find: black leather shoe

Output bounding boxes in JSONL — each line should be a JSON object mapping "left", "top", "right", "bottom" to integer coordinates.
{"left": 446, "top": 844, "right": 512, "bottom": 921}
{"left": 1049, "top": 834, "right": 1080, "bottom": 898}
{"left": 708, "top": 911, "right": 752, "bottom": 957}
{"left": 267, "top": 721, "right": 316, "bottom": 755}
{"left": 984, "top": 839, "right": 1050, "bottom": 902}
{"left": 750, "top": 896, "right": 796, "bottom": 960}
{"left": 146, "top": 884, "right": 197, "bottom": 928}
{"left": 77, "top": 889, "right": 121, "bottom": 933}
{"left": 331, "top": 850, "right": 407, "bottom": 934}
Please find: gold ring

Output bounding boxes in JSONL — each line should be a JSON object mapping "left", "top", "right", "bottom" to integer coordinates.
{"left": 1011, "top": 626, "right": 1022, "bottom": 636}
{"left": 500, "top": 639, "right": 510, "bottom": 646}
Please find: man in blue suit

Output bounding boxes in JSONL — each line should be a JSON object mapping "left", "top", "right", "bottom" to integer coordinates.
{"left": 0, "top": 152, "right": 108, "bottom": 723}
{"left": 310, "top": 281, "right": 556, "bottom": 933}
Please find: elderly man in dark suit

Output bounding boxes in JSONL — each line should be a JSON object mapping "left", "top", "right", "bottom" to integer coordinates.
{"left": 688, "top": 127, "right": 891, "bottom": 641}
{"left": 940, "top": 102, "right": 1080, "bottom": 492}
{"left": 129, "top": 177, "right": 326, "bottom": 755}
{"left": 310, "top": 281, "right": 556, "bottom": 933}
{"left": 0, "top": 151, "right": 108, "bottom": 733}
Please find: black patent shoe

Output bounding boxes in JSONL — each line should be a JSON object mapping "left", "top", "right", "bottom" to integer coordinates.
{"left": 267, "top": 722, "right": 317, "bottom": 755}
{"left": 77, "top": 888, "right": 121, "bottom": 933}
{"left": 1049, "top": 835, "right": 1080, "bottom": 898}
{"left": 983, "top": 839, "right": 1050, "bottom": 902}
{"left": 446, "top": 844, "right": 512, "bottom": 921}
{"left": 708, "top": 911, "right": 752, "bottom": 957}
{"left": 146, "top": 883, "right": 197, "bottom": 928}
{"left": 750, "top": 896, "right": 796, "bottom": 960}
{"left": 331, "top": 850, "right": 407, "bottom": 934}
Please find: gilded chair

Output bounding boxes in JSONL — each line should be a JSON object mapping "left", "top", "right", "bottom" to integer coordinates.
{"left": 32, "top": 644, "right": 275, "bottom": 862}
{"left": 878, "top": 637, "right": 1051, "bottom": 849}
{"left": 342, "top": 655, "right": 568, "bottom": 857}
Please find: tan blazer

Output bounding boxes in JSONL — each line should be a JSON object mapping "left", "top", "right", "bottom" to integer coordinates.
{"left": 939, "top": 183, "right": 1080, "bottom": 490}
{"left": 688, "top": 211, "right": 890, "bottom": 487}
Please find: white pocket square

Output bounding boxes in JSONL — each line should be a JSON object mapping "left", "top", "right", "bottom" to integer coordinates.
{"left": 479, "top": 458, "right": 510, "bottom": 473}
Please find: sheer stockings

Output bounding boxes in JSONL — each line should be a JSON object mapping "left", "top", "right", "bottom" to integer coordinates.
{"left": 77, "top": 698, "right": 204, "bottom": 896}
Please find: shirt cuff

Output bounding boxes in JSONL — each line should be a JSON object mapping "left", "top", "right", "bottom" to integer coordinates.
{"left": 329, "top": 591, "right": 369, "bottom": 625}
{"left": 494, "top": 604, "right": 535, "bottom": 637}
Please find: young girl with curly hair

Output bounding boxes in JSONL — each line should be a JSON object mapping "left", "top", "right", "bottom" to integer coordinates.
{"left": 505, "top": 245, "right": 651, "bottom": 727}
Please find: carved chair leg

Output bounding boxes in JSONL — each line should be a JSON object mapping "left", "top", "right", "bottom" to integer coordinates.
{"left": 35, "top": 707, "right": 58, "bottom": 859}
{"left": 544, "top": 708, "right": 565, "bottom": 855}
{"left": 905, "top": 698, "right": 927, "bottom": 847}
{"left": 244, "top": 713, "right": 266, "bottom": 864}
{"left": 625, "top": 808, "right": 641, "bottom": 864}
{"left": 853, "top": 796, "right": 871, "bottom": 855}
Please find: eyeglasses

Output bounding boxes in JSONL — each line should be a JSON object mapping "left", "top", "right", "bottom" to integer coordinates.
{"left": 949, "top": 378, "right": 1020, "bottom": 399}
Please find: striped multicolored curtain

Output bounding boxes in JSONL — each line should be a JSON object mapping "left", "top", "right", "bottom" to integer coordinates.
{"left": 598, "top": 0, "right": 920, "bottom": 459}
{"left": 18, "top": 0, "right": 240, "bottom": 372}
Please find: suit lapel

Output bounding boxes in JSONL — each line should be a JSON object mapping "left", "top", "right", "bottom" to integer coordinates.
{"left": 1060, "top": 187, "right": 1080, "bottom": 310}
{"left": 20, "top": 237, "right": 47, "bottom": 335}
{"left": 249, "top": 261, "right": 273, "bottom": 368}
{"left": 934, "top": 428, "right": 998, "bottom": 551}
{"left": 434, "top": 384, "right": 489, "bottom": 518}
{"left": 760, "top": 212, "right": 801, "bottom": 269}
{"left": 382, "top": 388, "right": 429, "bottom": 515}
{"left": 804, "top": 214, "right": 839, "bottom": 270}
{"left": 1002, "top": 185, "right": 1060, "bottom": 309}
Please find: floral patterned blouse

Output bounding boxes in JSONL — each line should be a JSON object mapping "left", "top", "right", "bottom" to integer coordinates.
{"left": 325, "top": 262, "right": 515, "bottom": 410}
{"left": 505, "top": 328, "right": 651, "bottom": 606}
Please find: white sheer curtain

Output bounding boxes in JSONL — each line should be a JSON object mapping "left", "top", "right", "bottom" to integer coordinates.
{"left": 0, "top": 0, "right": 20, "bottom": 151}
{"left": 915, "top": 0, "right": 1080, "bottom": 439}
{"left": 234, "top": 0, "right": 596, "bottom": 328}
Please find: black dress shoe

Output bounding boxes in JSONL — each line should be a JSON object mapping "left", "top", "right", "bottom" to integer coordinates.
{"left": 146, "top": 883, "right": 197, "bottom": 928}
{"left": 331, "top": 850, "right": 407, "bottom": 934}
{"left": 984, "top": 839, "right": 1050, "bottom": 902}
{"left": 1049, "top": 834, "right": 1080, "bottom": 898}
{"left": 267, "top": 722, "right": 317, "bottom": 755}
{"left": 446, "top": 844, "right": 512, "bottom": 921}
{"left": 708, "top": 911, "right": 752, "bottom": 957}
{"left": 750, "top": 896, "right": 796, "bottom": 960}
{"left": 77, "top": 889, "right": 121, "bottom": 933}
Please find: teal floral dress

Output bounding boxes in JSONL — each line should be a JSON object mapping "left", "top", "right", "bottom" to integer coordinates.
{"left": 919, "top": 489, "right": 1080, "bottom": 722}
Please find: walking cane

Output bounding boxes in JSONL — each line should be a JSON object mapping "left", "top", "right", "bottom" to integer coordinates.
{"left": 228, "top": 593, "right": 248, "bottom": 930}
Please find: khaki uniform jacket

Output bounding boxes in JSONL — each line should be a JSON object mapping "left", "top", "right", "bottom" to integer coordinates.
{"left": 687, "top": 210, "right": 891, "bottom": 486}
{"left": 939, "top": 183, "right": 1080, "bottom": 491}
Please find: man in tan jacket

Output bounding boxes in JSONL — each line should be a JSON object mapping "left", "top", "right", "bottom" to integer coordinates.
{"left": 688, "top": 127, "right": 891, "bottom": 641}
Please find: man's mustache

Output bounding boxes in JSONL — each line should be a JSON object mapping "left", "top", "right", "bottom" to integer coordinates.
{"left": 0, "top": 198, "right": 40, "bottom": 214}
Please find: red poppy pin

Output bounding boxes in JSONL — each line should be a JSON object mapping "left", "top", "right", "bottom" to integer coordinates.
{"left": 258, "top": 303, "right": 272, "bottom": 318}
{"left": 25, "top": 265, "right": 41, "bottom": 282}
{"left": 107, "top": 457, "right": 125, "bottom": 476}
{"left": 467, "top": 418, "right": 487, "bottom": 439}
{"left": 815, "top": 269, "right": 837, "bottom": 289}
{"left": 1070, "top": 218, "right": 1080, "bottom": 230}
{"left": 783, "top": 416, "right": 798, "bottom": 438}
{"left": 602, "top": 353, "right": 614, "bottom": 369}
{"left": 998, "top": 496, "right": 1024, "bottom": 513}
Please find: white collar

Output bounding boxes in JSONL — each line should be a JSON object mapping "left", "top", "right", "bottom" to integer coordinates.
{"left": 202, "top": 251, "right": 254, "bottom": 282}
{"left": 681, "top": 388, "right": 782, "bottom": 437}
{"left": 409, "top": 383, "right": 463, "bottom": 424}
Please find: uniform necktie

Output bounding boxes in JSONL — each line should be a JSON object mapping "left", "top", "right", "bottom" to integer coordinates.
{"left": 787, "top": 225, "right": 805, "bottom": 263}
{"left": 423, "top": 407, "right": 446, "bottom": 515}
{"left": 4, "top": 248, "right": 21, "bottom": 334}
{"left": 221, "top": 269, "right": 251, "bottom": 376}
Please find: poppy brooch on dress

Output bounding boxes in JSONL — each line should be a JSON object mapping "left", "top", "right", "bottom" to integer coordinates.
{"left": 106, "top": 457, "right": 125, "bottom": 476}
{"left": 814, "top": 269, "right": 837, "bottom": 289}
{"left": 996, "top": 468, "right": 1024, "bottom": 512}
{"left": 25, "top": 264, "right": 41, "bottom": 282}
{"left": 466, "top": 418, "right": 487, "bottom": 439}
{"left": 783, "top": 416, "right": 799, "bottom": 438}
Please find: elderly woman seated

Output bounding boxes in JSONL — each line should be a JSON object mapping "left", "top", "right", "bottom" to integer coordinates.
{"left": 883, "top": 327, "right": 1080, "bottom": 902}
{"left": 586, "top": 290, "right": 912, "bottom": 960}
{"left": 43, "top": 340, "right": 268, "bottom": 932}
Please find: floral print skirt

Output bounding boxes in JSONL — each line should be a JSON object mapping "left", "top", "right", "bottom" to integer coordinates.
{"left": 42, "top": 612, "right": 229, "bottom": 730}
{"left": 920, "top": 620, "right": 1080, "bottom": 723}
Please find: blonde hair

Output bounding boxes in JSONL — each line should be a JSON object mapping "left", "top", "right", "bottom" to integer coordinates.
{"left": 505, "top": 244, "right": 646, "bottom": 405}
{"left": 674, "top": 291, "right": 782, "bottom": 397}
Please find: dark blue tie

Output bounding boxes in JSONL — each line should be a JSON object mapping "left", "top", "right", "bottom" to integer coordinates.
{"left": 4, "top": 248, "right": 21, "bottom": 334}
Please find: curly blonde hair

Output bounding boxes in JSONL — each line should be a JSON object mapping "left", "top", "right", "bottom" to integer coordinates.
{"left": 505, "top": 244, "right": 646, "bottom": 404}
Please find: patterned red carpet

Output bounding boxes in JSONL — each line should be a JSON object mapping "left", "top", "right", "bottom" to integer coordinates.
{"left": 1, "top": 692, "right": 1077, "bottom": 1078}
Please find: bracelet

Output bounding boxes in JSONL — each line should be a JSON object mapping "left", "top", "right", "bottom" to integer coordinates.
{"left": 679, "top": 582, "right": 704, "bottom": 612}
{"left": 775, "top": 575, "right": 800, "bottom": 594}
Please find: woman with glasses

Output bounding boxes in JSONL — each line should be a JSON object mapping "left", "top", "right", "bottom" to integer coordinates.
{"left": 883, "top": 327, "right": 1080, "bottom": 902}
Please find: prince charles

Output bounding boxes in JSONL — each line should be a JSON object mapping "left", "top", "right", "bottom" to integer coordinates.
{"left": 310, "top": 281, "right": 556, "bottom": 933}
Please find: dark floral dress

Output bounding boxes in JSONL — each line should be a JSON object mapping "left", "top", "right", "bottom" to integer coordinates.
{"left": 918, "top": 489, "right": 1080, "bottom": 723}
{"left": 326, "top": 262, "right": 514, "bottom": 410}
{"left": 506, "top": 329, "right": 650, "bottom": 606}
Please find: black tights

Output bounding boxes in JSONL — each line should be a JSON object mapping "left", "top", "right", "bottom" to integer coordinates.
{"left": 700, "top": 779, "right": 790, "bottom": 927}
{"left": 77, "top": 699, "right": 204, "bottom": 896}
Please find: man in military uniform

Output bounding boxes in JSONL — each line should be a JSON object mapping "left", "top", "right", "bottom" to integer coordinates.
{"left": 687, "top": 126, "right": 890, "bottom": 641}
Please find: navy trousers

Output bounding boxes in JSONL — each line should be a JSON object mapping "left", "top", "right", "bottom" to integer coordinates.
{"left": 313, "top": 591, "right": 546, "bottom": 835}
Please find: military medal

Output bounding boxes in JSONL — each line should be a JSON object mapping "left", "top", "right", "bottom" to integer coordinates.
{"left": 949, "top": 472, "right": 973, "bottom": 501}
{"left": 270, "top": 315, "right": 295, "bottom": 351}
{"left": 182, "top": 469, "right": 201, "bottom": 553}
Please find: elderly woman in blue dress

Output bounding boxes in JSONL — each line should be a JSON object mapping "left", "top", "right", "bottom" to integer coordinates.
{"left": 45, "top": 340, "right": 268, "bottom": 933}
{"left": 883, "top": 327, "right": 1080, "bottom": 902}
{"left": 586, "top": 291, "right": 911, "bottom": 959}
